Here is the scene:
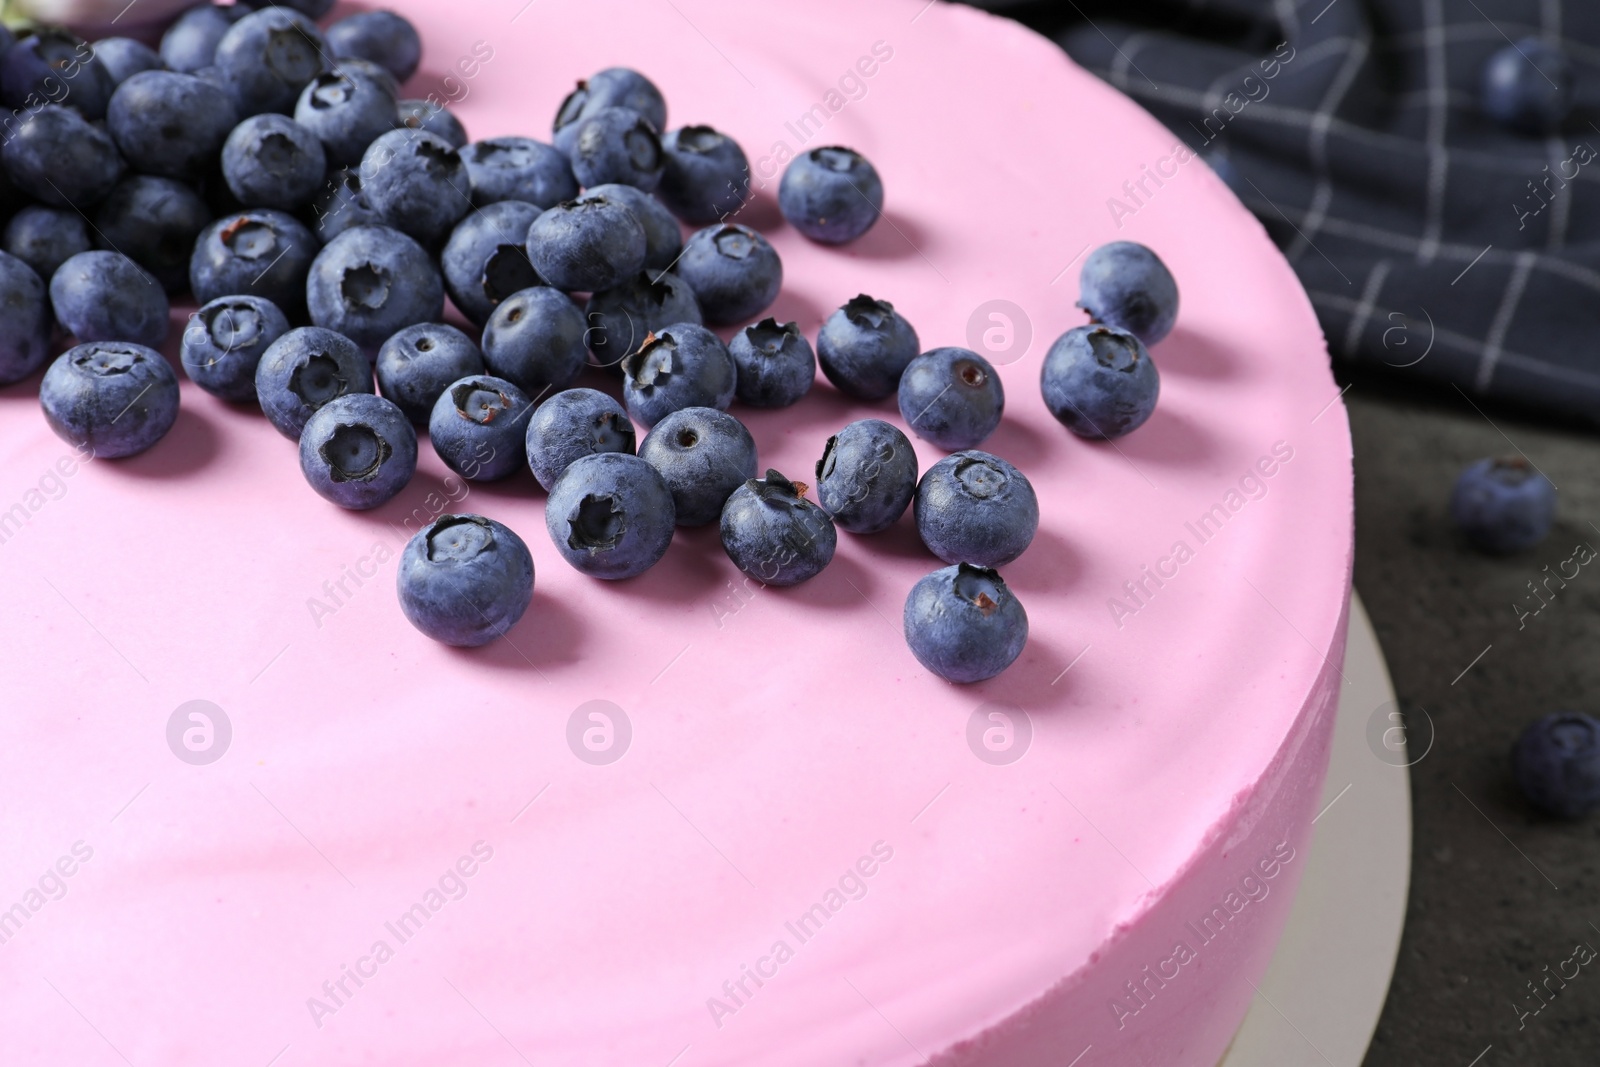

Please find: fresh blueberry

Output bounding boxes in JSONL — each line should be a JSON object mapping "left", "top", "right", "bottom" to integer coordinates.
{"left": 108, "top": 70, "right": 240, "bottom": 181}
{"left": 358, "top": 128, "right": 473, "bottom": 248}
{"left": 462, "top": 137, "right": 578, "bottom": 209}
{"left": 221, "top": 113, "right": 327, "bottom": 210}
{"left": 915, "top": 450, "right": 1038, "bottom": 567}
{"left": 720, "top": 469, "right": 836, "bottom": 586}
{"left": 1041, "top": 324, "right": 1160, "bottom": 439}
{"left": 191, "top": 209, "right": 317, "bottom": 312}
{"left": 181, "top": 295, "right": 290, "bottom": 403}
{"left": 295, "top": 69, "right": 399, "bottom": 169}
{"left": 397, "top": 514, "right": 535, "bottom": 647}
{"left": 816, "top": 294, "right": 919, "bottom": 401}
{"left": 325, "top": 10, "right": 422, "bottom": 83}
{"left": 306, "top": 225, "right": 445, "bottom": 352}
{"left": 255, "top": 326, "right": 374, "bottom": 440}
{"left": 525, "top": 192, "right": 646, "bottom": 293}
{"left": 3, "top": 205, "right": 91, "bottom": 281}
{"left": 49, "top": 251, "right": 168, "bottom": 348}
{"left": 1451, "top": 456, "right": 1557, "bottom": 554}
{"left": 778, "top": 146, "right": 883, "bottom": 244}
{"left": 567, "top": 106, "right": 664, "bottom": 191}
{"left": 1513, "top": 712, "right": 1600, "bottom": 818}
{"left": 0, "top": 251, "right": 51, "bottom": 385}
{"left": 93, "top": 37, "right": 163, "bottom": 86}
{"left": 657, "top": 125, "right": 751, "bottom": 224}
{"left": 398, "top": 98, "right": 467, "bottom": 148}
{"left": 332, "top": 58, "right": 401, "bottom": 100}
{"left": 93, "top": 176, "right": 213, "bottom": 293}
{"left": 585, "top": 270, "right": 702, "bottom": 370}
{"left": 1483, "top": 38, "right": 1573, "bottom": 134}
{"left": 525, "top": 387, "right": 637, "bottom": 491}
{"left": 440, "top": 200, "right": 544, "bottom": 327}
{"left": 376, "top": 322, "right": 485, "bottom": 425}
{"left": 898, "top": 347, "right": 1005, "bottom": 452}
{"left": 815, "top": 419, "right": 918, "bottom": 534}
{"left": 310, "top": 167, "right": 383, "bottom": 242}
{"left": 1, "top": 28, "right": 115, "bottom": 120}
{"left": 545, "top": 451, "right": 675, "bottom": 579}
{"left": 586, "top": 182, "right": 681, "bottom": 272}
{"left": 214, "top": 8, "right": 329, "bottom": 117}
{"left": 429, "top": 374, "right": 535, "bottom": 482}
{"left": 2, "top": 105, "right": 122, "bottom": 208}
{"left": 552, "top": 67, "right": 667, "bottom": 155}
{"left": 481, "top": 285, "right": 588, "bottom": 396}
{"left": 620, "top": 323, "right": 736, "bottom": 427}
{"left": 298, "top": 392, "right": 417, "bottom": 509}
{"left": 1077, "top": 241, "right": 1179, "bottom": 346}
{"left": 672, "top": 224, "right": 781, "bottom": 326}
{"left": 639, "top": 407, "right": 758, "bottom": 526}
{"left": 903, "top": 563, "right": 1028, "bottom": 683}
{"left": 728, "top": 318, "right": 815, "bottom": 409}
{"left": 39, "top": 342, "right": 179, "bottom": 458}
{"left": 160, "top": 3, "right": 249, "bottom": 73}
{"left": 240, "top": 0, "right": 336, "bottom": 19}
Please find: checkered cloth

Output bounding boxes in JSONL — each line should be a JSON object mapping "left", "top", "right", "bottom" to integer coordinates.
{"left": 968, "top": 0, "right": 1600, "bottom": 424}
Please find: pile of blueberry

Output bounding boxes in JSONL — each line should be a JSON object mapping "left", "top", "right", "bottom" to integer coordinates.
{"left": 0, "top": 2, "right": 1174, "bottom": 686}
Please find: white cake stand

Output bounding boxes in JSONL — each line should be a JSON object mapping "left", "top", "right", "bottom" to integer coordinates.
{"left": 1222, "top": 592, "right": 1410, "bottom": 1066}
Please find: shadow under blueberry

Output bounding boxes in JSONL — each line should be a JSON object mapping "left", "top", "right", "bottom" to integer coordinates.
{"left": 843, "top": 208, "right": 935, "bottom": 266}
{"left": 114, "top": 405, "right": 223, "bottom": 478}
{"left": 1150, "top": 325, "right": 1238, "bottom": 381}
{"left": 1102, "top": 404, "right": 1215, "bottom": 469}
{"left": 447, "top": 583, "right": 585, "bottom": 674}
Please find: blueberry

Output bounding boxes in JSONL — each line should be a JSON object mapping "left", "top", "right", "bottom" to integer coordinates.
{"left": 1077, "top": 241, "right": 1179, "bottom": 346}
{"left": 160, "top": 3, "right": 249, "bottom": 73}
{"left": 398, "top": 98, "right": 467, "bottom": 148}
{"left": 310, "top": 167, "right": 383, "bottom": 243}
{"left": 294, "top": 393, "right": 417, "bottom": 510}
{"left": 815, "top": 418, "right": 918, "bottom": 534}
{"left": 332, "top": 58, "right": 401, "bottom": 100}
{"left": 220, "top": 113, "right": 327, "bottom": 210}
{"left": 214, "top": 8, "right": 329, "bottom": 117}
{"left": 1040, "top": 324, "right": 1160, "bottom": 439}
{"left": 778, "top": 146, "right": 883, "bottom": 245}
{"left": 671, "top": 224, "right": 781, "bottom": 326}
{"left": 816, "top": 294, "right": 919, "bottom": 401}
{"left": 325, "top": 10, "right": 422, "bottom": 83}
{"left": 3, "top": 205, "right": 91, "bottom": 281}
{"left": 429, "top": 374, "right": 535, "bottom": 482}
{"left": 397, "top": 514, "right": 535, "bottom": 647}
{"left": 898, "top": 347, "right": 1004, "bottom": 452}
{"left": 552, "top": 67, "right": 667, "bottom": 154}
{"left": 620, "top": 323, "right": 736, "bottom": 427}
{"left": 39, "top": 342, "right": 179, "bottom": 458}
{"left": 1, "top": 28, "right": 114, "bottom": 120}
{"left": 93, "top": 176, "right": 213, "bottom": 293}
{"left": 567, "top": 106, "right": 664, "bottom": 191}
{"left": 525, "top": 192, "right": 645, "bottom": 293}
{"left": 295, "top": 69, "right": 399, "bottom": 169}
{"left": 903, "top": 564, "right": 1028, "bottom": 683}
{"left": 377, "top": 322, "right": 485, "bottom": 425}
{"left": 586, "top": 182, "right": 682, "bottom": 272}
{"left": 181, "top": 295, "right": 290, "bottom": 403}
{"left": 440, "top": 200, "right": 545, "bottom": 327}
{"left": 2, "top": 105, "right": 122, "bottom": 208}
{"left": 0, "top": 251, "right": 51, "bottom": 385}
{"left": 915, "top": 451, "right": 1038, "bottom": 567}
{"left": 545, "top": 451, "right": 675, "bottom": 580}
{"left": 108, "top": 71, "right": 239, "bottom": 181}
{"left": 720, "top": 469, "right": 836, "bottom": 586}
{"left": 1513, "top": 712, "right": 1600, "bottom": 818}
{"left": 306, "top": 225, "right": 445, "bottom": 352}
{"left": 639, "top": 407, "right": 758, "bottom": 526}
{"left": 240, "top": 0, "right": 336, "bottom": 19}
{"left": 49, "top": 251, "right": 169, "bottom": 349}
{"left": 481, "top": 286, "right": 588, "bottom": 396}
{"left": 358, "top": 128, "right": 473, "bottom": 247}
{"left": 585, "top": 270, "right": 702, "bottom": 370}
{"left": 93, "top": 37, "right": 163, "bottom": 86}
{"left": 729, "top": 318, "right": 815, "bottom": 408}
{"left": 190, "top": 209, "right": 317, "bottom": 312}
{"left": 462, "top": 137, "right": 578, "bottom": 209}
{"left": 1483, "top": 38, "right": 1573, "bottom": 135}
{"left": 524, "top": 387, "right": 636, "bottom": 491}
{"left": 255, "top": 326, "right": 374, "bottom": 440}
{"left": 657, "top": 125, "right": 751, "bottom": 224}
{"left": 1451, "top": 456, "right": 1557, "bottom": 554}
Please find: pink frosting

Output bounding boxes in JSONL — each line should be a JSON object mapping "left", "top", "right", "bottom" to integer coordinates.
{"left": 0, "top": 1, "right": 1352, "bottom": 1064}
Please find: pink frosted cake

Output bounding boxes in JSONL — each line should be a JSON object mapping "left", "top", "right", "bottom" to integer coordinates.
{"left": 0, "top": 1, "right": 1352, "bottom": 1065}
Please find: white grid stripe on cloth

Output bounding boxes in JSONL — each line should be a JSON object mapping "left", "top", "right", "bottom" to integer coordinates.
{"left": 1419, "top": 0, "right": 1449, "bottom": 263}
{"left": 1344, "top": 259, "right": 1394, "bottom": 359}
{"left": 1474, "top": 250, "right": 1538, "bottom": 390}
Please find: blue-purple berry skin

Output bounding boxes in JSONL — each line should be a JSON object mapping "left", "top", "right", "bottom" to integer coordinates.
{"left": 299, "top": 393, "right": 418, "bottom": 510}
{"left": 639, "top": 407, "right": 758, "bottom": 527}
{"left": 1513, "top": 712, "right": 1600, "bottom": 818}
{"left": 778, "top": 145, "right": 883, "bottom": 244}
{"left": 1451, "top": 457, "right": 1557, "bottom": 554}
{"left": 903, "top": 563, "right": 1028, "bottom": 684}
{"left": 182, "top": 295, "right": 290, "bottom": 403}
{"left": 658, "top": 125, "right": 751, "bottom": 225}
{"left": 399, "top": 98, "right": 467, "bottom": 148}
{"left": 816, "top": 294, "right": 920, "bottom": 401}
{"left": 161, "top": 3, "right": 248, "bottom": 74}
{"left": 108, "top": 70, "right": 239, "bottom": 181}
{"left": 306, "top": 225, "right": 445, "bottom": 352}
{"left": 526, "top": 192, "right": 646, "bottom": 293}
{"left": 49, "top": 251, "right": 169, "bottom": 349}
{"left": 221, "top": 113, "right": 328, "bottom": 210}
{"left": 311, "top": 168, "right": 383, "bottom": 244}
{"left": 93, "top": 176, "right": 213, "bottom": 293}
{"left": 1077, "top": 241, "right": 1179, "bottom": 346}
{"left": 729, "top": 318, "right": 815, "bottom": 409}
{"left": 358, "top": 128, "right": 473, "bottom": 248}
{"left": 2, "top": 105, "right": 123, "bottom": 207}
{"left": 4, "top": 206, "right": 91, "bottom": 282}
{"left": 398, "top": 514, "right": 535, "bottom": 647}
{"left": 325, "top": 10, "right": 423, "bottom": 84}
{"left": 377, "top": 323, "right": 485, "bottom": 426}
{"left": 584, "top": 270, "right": 702, "bottom": 370}
{"left": 0, "top": 250, "right": 52, "bottom": 385}
{"left": 552, "top": 67, "right": 667, "bottom": 155}
{"left": 481, "top": 285, "right": 589, "bottom": 397}
{"left": 428, "top": 374, "right": 536, "bottom": 482}
{"left": 191, "top": 209, "right": 317, "bottom": 314}
{"left": 1, "top": 28, "right": 114, "bottom": 120}
{"left": 255, "top": 326, "right": 374, "bottom": 440}
{"left": 672, "top": 223, "right": 781, "bottom": 326}
{"left": 587, "top": 183, "right": 682, "bottom": 272}
{"left": 295, "top": 69, "right": 400, "bottom": 169}
{"left": 214, "top": 8, "right": 329, "bottom": 118}
{"left": 545, "top": 451, "right": 676, "bottom": 580}
{"left": 93, "top": 37, "right": 163, "bottom": 86}
{"left": 719, "top": 469, "right": 837, "bottom": 587}
{"left": 816, "top": 419, "right": 918, "bottom": 535}
{"left": 1483, "top": 38, "right": 1573, "bottom": 135}
{"left": 440, "top": 200, "right": 544, "bottom": 328}
{"left": 1040, "top": 324, "right": 1159, "bottom": 439}
{"left": 462, "top": 136, "right": 578, "bottom": 209}
{"left": 524, "top": 387, "right": 637, "bottom": 492}
{"left": 899, "top": 347, "right": 1005, "bottom": 452}
{"left": 40, "top": 342, "right": 179, "bottom": 459}
{"left": 567, "top": 106, "right": 664, "bottom": 192}
{"left": 914, "top": 450, "right": 1039, "bottom": 568}
{"left": 620, "top": 322, "right": 737, "bottom": 428}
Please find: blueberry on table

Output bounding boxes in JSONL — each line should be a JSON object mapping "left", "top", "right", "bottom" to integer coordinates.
{"left": 223, "top": 112, "right": 328, "bottom": 210}
{"left": 672, "top": 223, "right": 782, "bottom": 326}
{"left": 658, "top": 125, "right": 752, "bottom": 225}
{"left": 398, "top": 514, "right": 535, "bottom": 647}
{"left": 639, "top": 407, "right": 758, "bottom": 527}
{"left": 358, "top": 128, "right": 473, "bottom": 249}
{"left": 399, "top": 98, "right": 468, "bottom": 149}
{"left": 40, "top": 343, "right": 179, "bottom": 459}
{"left": 1, "top": 28, "right": 115, "bottom": 120}
{"left": 620, "top": 323, "right": 737, "bottom": 428}
{"left": 2, "top": 106, "right": 122, "bottom": 208}
{"left": 720, "top": 469, "right": 837, "bottom": 587}
{"left": 428, "top": 375, "right": 536, "bottom": 482}
{"left": 481, "top": 286, "right": 588, "bottom": 397}
{"left": 915, "top": 450, "right": 1039, "bottom": 568}
{"left": 190, "top": 209, "right": 317, "bottom": 312}
{"left": 1483, "top": 38, "right": 1573, "bottom": 135}
{"left": 255, "top": 326, "right": 373, "bottom": 440}
{"left": 3, "top": 206, "right": 91, "bottom": 282}
{"left": 1513, "top": 713, "right": 1600, "bottom": 818}
{"left": 1040, "top": 324, "right": 1160, "bottom": 439}
{"left": 214, "top": 8, "right": 329, "bottom": 118}
{"left": 93, "top": 37, "right": 163, "bottom": 87}
{"left": 108, "top": 70, "right": 239, "bottom": 181}
{"left": 462, "top": 137, "right": 578, "bottom": 210}
{"left": 552, "top": 67, "right": 667, "bottom": 155}
{"left": 1077, "top": 241, "right": 1179, "bottom": 346}
{"left": 182, "top": 295, "right": 290, "bottom": 403}
{"left": 729, "top": 318, "right": 815, "bottom": 409}
{"left": 306, "top": 225, "right": 445, "bottom": 352}
{"left": 586, "top": 183, "right": 683, "bottom": 272}
{"left": 376, "top": 323, "right": 485, "bottom": 426}
{"left": 440, "top": 200, "right": 545, "bottom": 328}
{"left": 778, "top": 145, "right": 884, "bottom": 245}
{"left": 49, "top": 251, "right": 169, "bottom": 349}
{"left": 1450, "top": 456, "right": 1556, "bottom": 554}
{"left": 295, "top": 69, "right": 400, "bottom": 169}
{"left": 815, "top": 419, "right": 918, "bottom": 535}
{"left": 545, "top": 452, "right": 676, "bottom": 580}
{"left": 816, "top": 294, "right": 920, "bottom": 401}
{"left": 299, "top": 393, "right": 418, "bottom": 510}
{"left": 525, "top": 388, "right": 637, "bottom": 492}
{"left": 325, "top": 10, "right": 423, "bottom": 84}
{"left": 899, "top": 347, "right": 1005, "bottom": 452}
{"left": 585, "top": 270, "right": 702, "bottom": 369}
{"left": 903, "top": 563, "right": 1028, "bottom": 684}
{"left": 311, "top": 168, "right": 383, "bottom": 244}
{"left": 526, "top": 191, "right": 647, "bottom": 293}
{"left": 0, "top": 251, "right": 52, "bottom": 386}
{"left": 160, "top": 3, "right": 249, "bottom": 74}
{"left": 93, "top": 176, "right": 213, "bottom": 293}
